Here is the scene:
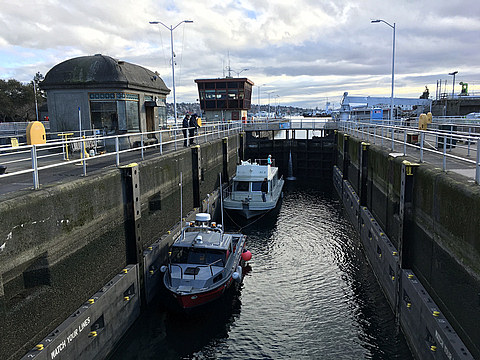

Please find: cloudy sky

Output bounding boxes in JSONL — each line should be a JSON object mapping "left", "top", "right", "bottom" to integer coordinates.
{"left": 1, "top": 0, "right": 480, "bottom": 109}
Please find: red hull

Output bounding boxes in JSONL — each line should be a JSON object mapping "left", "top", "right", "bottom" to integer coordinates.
{"left": 173, "top": 278, "right": 234, "bottom": 309}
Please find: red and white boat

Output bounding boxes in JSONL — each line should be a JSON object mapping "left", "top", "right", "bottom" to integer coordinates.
{"left": 161, "top": 213, "right": 250, "bottom": 309}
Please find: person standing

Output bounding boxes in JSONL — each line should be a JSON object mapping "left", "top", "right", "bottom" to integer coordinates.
{"left": 261, "top": 177, "right": 268, "bottom": 202}
{"left": 182, "top": 114, "right": 190, "bottom": 147}
{"left": 189, "top": 113, "right": 198, "bottom": 145}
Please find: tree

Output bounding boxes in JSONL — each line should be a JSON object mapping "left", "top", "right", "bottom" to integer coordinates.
{"left": 0, "top": 74, "right": 46, "bottom": 122}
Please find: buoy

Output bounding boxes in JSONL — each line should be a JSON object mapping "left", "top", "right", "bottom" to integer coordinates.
{"left": 232, "top": 266, "right": 242, "bottom": 282}
{"left": 241, "top": 250, "right": 252, "bottom": 261}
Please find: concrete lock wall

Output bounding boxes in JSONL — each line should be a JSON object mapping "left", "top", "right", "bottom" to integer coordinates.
{"left": 335, "top": 131, "right": 480, "bottom": 359}
{"left": 0, "top": 134, "right": 240, "bottom": 360}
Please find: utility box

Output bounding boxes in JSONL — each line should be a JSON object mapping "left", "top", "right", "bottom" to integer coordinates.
{"left": 26, "top": 121, "right": 46, "bottom": 145}
{"left": 407, "top": 133, "right": 419, "bottom": 144}
{"left": 370, "top": 108, "right": 383, "bottom": 123}
{"left": 437, "top": 124, "right": 457, "bottom": 149}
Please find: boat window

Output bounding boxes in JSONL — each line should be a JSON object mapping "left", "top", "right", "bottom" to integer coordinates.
{"left": 205, "top": 249, "right": 227, "bottom": 266}
{"left": 252, "top": 181, "right": 263, "bottom": 191}
{"left": 184, "top": 267, "right": 200, "bottom": 275}
{"left": 234, "top": 181, "right": 249, "bottom": 191}
{"left": 170, "top": 247, "right": 226, "bottom": 266}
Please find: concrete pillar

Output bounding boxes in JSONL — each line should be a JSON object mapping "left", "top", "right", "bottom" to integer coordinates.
{"left": 222, "top": 137, "right": 229, "bottom": 183}
{"left": 342, "top": 134, "right": 350, "bottom": 180}
{"left": 239, "top": 133, "right": 245, "bottom": 162}
{"left": 398, "top": 160, "right": 418, "bottom": 268}
{"left": 359, "top": 142, "right": 370, "bottom": 207}
{"left": 395, "top": 160, "right": 418, "bottom": 321}
{"left": 192, "top": 145, "right": 201, "bottom": 208}
{"left": 120, "top": 163, "right": 145, "bottom": 307}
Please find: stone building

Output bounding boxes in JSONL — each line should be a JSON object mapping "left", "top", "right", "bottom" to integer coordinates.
{"left": 41, "top": 54, "right": 170, "bottom": 138}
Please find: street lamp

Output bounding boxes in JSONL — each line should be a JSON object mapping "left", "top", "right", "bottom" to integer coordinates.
{"left": 372, "top": 19, "right": 396, "bottom": 124}
{"left": 257, "top": 83, "right": 265, "bottom": 115}
{"left": 449, "top": 71, "right": 458, "bottom": 98}
{"left": 275, "top": 94, "right": 280, "bottom": 117}
{"left": 267, "top": 91, "right": 275, "bottom": 120}
{"left": 234, "top": 68, "right": 249, "bottom": 77}
{"left": 150, "top": 19, "right": 193, "bottom": 126}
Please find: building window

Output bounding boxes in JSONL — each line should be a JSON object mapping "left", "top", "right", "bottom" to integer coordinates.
{"left": 89, "top": 92, "right": 139, "bottom": 133}
{"left": 90, "top": 102, "right": 117, "bottom": 134}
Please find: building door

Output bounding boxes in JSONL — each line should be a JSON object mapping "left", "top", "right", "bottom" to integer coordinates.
{"left": 145, "top": 106, "right": 155, "bottom": 138}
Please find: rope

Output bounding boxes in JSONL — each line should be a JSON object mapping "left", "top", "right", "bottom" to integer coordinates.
{"left": 224, "top": 205, "right": 276, "bottom": 232}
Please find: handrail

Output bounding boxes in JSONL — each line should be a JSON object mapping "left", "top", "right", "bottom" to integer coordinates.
{"left": 338, "top": 120, "right": 480, "bottom": 184}
{"left": 0, "top": 121, "right": 243, "bottom": 192}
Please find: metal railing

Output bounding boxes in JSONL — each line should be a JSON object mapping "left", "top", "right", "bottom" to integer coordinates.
{"left": 0, "top": 121, "right": 242, "bottom": 191}
{"left": 338, "top": 120, "right": 480, "bottom": 184}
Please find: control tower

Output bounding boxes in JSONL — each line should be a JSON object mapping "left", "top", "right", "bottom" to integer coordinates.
{"left": 195, "top": 77, "right": 254, "bottom": 122}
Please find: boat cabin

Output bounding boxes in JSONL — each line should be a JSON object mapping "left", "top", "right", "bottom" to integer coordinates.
{"left": 231, "top": 160, "right": 281, "bottom": 198}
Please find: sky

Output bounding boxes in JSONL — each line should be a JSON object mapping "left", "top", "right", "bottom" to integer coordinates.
{"left": 1, "top": 0, "right": 480, "bottom": 109}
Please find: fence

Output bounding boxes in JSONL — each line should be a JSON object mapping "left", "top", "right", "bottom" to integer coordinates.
{"left": 0, "top": 121, "right": 242, "bottom": 191}
{"left": 338, "top": 120, "right": 480, "bottom": 184}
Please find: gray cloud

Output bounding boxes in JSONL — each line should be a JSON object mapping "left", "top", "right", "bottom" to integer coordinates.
{"left": 1, "top": 0, "right": 479, "bottom": 108}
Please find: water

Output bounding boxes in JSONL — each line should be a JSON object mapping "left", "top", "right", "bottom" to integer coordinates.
{"left": 108, "top": 184, "right": 413, "bottom": 359}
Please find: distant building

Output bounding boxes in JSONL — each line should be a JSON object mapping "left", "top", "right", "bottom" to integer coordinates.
{"left": 41, "top": 54, "right": 170, "bottom": 137}
{"left": 194, "top": 77, "right": 254, "bottom": 122}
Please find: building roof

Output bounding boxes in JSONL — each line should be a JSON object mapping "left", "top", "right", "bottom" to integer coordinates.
{"left": 41, "top": 54, "right": 170, "bottom": 95}
{"left": 194, "top": 77, "right": 254, "bottom": 86}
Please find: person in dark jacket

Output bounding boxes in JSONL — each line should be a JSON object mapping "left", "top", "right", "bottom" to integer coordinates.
{"left": 189, "top": 114, "right": 198, "bottom": 145}
{"left": 261, "top": 178, "right": 268, "bottom": 202}
{"left": 182, "top": 114, "right": 190, "bottom": 147}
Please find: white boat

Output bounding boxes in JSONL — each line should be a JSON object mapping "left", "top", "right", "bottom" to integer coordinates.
{"left": 223, "top": 158, "right": 284, "bottom": 219}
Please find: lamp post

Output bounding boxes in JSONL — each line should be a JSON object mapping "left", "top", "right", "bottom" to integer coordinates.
{"left": 274, "top": 94, "right": 280, "bottom": 117}
{"left": 372, "top": 19, "right": 396, "bottom": 125}
{"left": 257, "top": 83, "right": 265, "bottom": 117}
{"left": 267, "top": 91, "right": 275, "bottom": 120}
{"left": 233, "top": 68, "right": 249, "bottom": 77}
{"left": 449, "top": 71, "right": 458, "bottom": 98}
{"left": 150, "top": 19, "right": 193, "bottom": 126}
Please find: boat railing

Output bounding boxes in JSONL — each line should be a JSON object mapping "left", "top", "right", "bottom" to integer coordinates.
{"left": 254, "top": 158, "right": 275, "bottom": 167}
{"left": 224, "top": 183, "right": 279, "bottom": 202}
{"left": 166, "top": 264, "right": 183, "bottom": 285}
{"left": 169, "top": 258, "right": 224, "bottom": 280}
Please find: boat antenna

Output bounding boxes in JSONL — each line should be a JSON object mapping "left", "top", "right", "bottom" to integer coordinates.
{"left": 219, "top": 172, "right": 224, "bottom": 226}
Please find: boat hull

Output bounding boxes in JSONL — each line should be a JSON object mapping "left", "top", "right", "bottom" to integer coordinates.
{"left": 171, "top": 278, "right": 234, "bottom": 309}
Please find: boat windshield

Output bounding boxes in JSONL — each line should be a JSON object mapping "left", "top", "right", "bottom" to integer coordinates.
{"left": 170, "top": 247, "right": 226, "bottom": 266}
